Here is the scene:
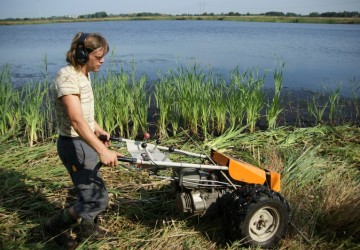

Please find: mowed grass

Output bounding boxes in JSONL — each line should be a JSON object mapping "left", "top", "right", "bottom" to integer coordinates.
{"left": 0, "top": 125, "right": 359, "bottom": 249}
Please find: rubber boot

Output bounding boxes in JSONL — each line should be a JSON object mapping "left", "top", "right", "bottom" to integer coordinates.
{"left": 78, "top": 216, "right": 107, "bottom": 240}
{"left": 44, "top": 208, "right": 78, "bottom": 249}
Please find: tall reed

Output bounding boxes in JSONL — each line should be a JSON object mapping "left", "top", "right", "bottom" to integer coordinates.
{"left": 266, "top": 62, "right": 284, "bottom": 129}
{"left": 130, "top": 74, "right": 149, "bottom": 137}
{"left": 307, "top": 94, "right": 328, "bottom": 125}
{"left": 154, "top": 65, "right": 276, "bottom": 136}
{"left": 93, "top": 65, "right": 149, "bottom": 138}
{"left": 176, "top": 65, "right": 203, "bottom": 135}
{"left": 158, "top": 65, "right": 201, "bottom": 135}
{"left": 154, "top": 75, "right": 175, "bottom": 137}
{"left": 211, "top": 80, "right": 227, "bottom": 134}
{"left": 243, "top": 69, "right": 265, "bottom": 133}
{"left": 349, "top": 77, "right": 359, "bottom": 120}
{"left": 21, "top": 82, "right": 46, "bottom": 146}
{"left": 0, "top": 66, "right": 22, "bottom": 141}
{"left": 226, "top": 68, "right": 246, "bottom": 129}
{"left": 327, "top": 87, "right": 340, "bottom": 124}
{"left": 154, "top": 65, "right": 228, "bottom": 137}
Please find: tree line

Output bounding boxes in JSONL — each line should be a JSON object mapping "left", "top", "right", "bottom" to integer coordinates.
{"left": 308, "top": 11, "right": 359, "bottom": 18}
{"left": 83, "top": 11, "right": 359, "bottom": 18}
{"left": 2, "top": 11, "right": 359, "bottom": 21}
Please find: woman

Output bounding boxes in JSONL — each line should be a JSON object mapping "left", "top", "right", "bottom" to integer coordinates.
{"left": 45, "top": 32, "right": 121, "bottom": 249}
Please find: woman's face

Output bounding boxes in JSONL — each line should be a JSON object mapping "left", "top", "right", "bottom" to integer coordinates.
{"left": 86, "top": 48, "right": 105, "bottom": 73}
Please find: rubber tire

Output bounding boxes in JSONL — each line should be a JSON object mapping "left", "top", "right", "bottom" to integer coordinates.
{"left": 221, "top": 185, "right": 290, "bottom": 249}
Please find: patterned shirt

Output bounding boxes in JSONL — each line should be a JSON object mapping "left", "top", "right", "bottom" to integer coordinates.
{"left": 53, "top": 65, "right": 95, "bottom": 137}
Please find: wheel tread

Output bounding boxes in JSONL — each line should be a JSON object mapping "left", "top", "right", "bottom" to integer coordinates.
{"left": 221, "top": 185, "right": 290, "bottom": 248}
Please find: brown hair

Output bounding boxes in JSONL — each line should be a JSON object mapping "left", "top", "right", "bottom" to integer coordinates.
{"left": 66, "top": 32, "right": 110, "bottom": 70}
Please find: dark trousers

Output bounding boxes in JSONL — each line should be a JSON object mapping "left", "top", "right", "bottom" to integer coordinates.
{"left": 57, "top": 137, "right": 109, "bottom": 220}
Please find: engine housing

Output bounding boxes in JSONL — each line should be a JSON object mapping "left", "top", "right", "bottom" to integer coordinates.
{"left": 174, "top": 168, "right": 224, "bottom": 216}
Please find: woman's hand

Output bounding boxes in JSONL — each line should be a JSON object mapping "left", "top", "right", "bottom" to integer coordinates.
{"left": 99, "top": 130, "right": 111, "bottom": 147}
{"left": 99, "top": 147, "right": 123, "bottom": 167}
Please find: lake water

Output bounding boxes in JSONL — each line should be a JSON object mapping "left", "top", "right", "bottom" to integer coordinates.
{"left": 0, "top": 20, "right": 359, "bottom": 96}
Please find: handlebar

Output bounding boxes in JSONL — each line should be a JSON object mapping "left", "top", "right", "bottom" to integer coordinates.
{"left": 89, "top": 135, "right": 136, "bottom": 185}
{"left": 90, "top": 134, "right": 208, "bottom": 184}
{"left": 88, "top": 156, "right": 137, "bottom": 185}
{"left": 99, "top": 134, "right": 123, "bottom": 142}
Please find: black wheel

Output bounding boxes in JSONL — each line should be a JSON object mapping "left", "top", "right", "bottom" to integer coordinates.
{"left": 222, "top": 185, "right": 290, "bottom": 249}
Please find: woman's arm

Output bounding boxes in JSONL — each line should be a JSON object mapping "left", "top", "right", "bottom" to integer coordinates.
{"left": 61, "top": 94, "right": 119, "bottom": 167}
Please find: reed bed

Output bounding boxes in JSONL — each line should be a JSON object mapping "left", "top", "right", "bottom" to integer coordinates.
{"left": 0, "top": 63, "right": 359, "bottom": 145}
{"left": 152, "top": 65, "right": 273, "bottom": 137}
{"left": 93, "top": 64, "right": 149, "bottom": 138}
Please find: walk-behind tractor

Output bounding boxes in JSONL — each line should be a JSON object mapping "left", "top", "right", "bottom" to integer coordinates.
{"left": 90, "top": 135, "right": 291, "bottom": 249}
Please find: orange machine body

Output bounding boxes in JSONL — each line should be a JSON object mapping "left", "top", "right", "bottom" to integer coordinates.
{"left": 211, "top": 150, "right": 281, "bottom": 192}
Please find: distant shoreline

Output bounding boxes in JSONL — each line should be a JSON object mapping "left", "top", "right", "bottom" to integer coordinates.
{"left": 1, "top": 15, "right": 360, "bottom": 25}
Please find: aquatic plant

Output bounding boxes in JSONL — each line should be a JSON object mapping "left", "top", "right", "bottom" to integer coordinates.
{"left": 266, "top": 62, "right": 284, "bottom": 129}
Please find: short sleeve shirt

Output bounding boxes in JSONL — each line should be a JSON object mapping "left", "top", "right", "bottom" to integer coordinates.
{"left": 53, "top": 65, "right": 95, "bottom": 137}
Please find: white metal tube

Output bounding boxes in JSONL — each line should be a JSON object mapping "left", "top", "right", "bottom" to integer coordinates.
{"left": 149, "top": 145, "right": 208, "bottom": 159}
{"left": 136, "top": 159, "right": 228, "bottom": 170}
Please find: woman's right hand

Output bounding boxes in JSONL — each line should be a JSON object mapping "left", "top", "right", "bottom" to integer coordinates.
{"left": 99, "top": 148, "right": 122, "bottom": 167}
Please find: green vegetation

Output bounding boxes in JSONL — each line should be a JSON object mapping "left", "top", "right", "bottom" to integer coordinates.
{"left": 1, "top": 62, "right": 359, "bottom": 144}
{"left": 0, "top": 63, "right": 359, "bottom": 249}
{"left": 1, "top": 12, "right": 360, "bottom": 25}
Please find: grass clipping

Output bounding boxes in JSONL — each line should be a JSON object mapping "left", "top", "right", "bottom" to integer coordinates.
{"left": 0, "top": 125, "right": 359, "bottom": 249}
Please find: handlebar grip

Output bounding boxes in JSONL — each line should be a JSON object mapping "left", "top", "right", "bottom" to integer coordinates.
{"left": 118, "top": 156, "right": 137, "bottom": 163}
{"left": 99, "top": 135, "right": 108, "bottom": 142}
{"left": 99, "top": 135, "right": 123, "bottom": 142}
{"left": 89, "top": 157, "right": 137, "bottom": 184}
